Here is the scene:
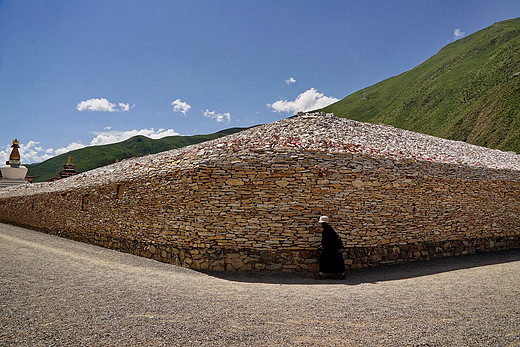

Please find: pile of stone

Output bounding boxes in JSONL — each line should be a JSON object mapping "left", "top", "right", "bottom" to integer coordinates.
{"left": 2, "top": 113, "right": 519, "bottom": 197}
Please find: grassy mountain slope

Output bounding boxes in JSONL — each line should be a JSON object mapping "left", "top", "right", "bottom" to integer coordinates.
{"left": 26, "top": 127, "right": 249, "bottom": 182}
{"left": 321, "top": 17, "right": 520, "bottom": 153}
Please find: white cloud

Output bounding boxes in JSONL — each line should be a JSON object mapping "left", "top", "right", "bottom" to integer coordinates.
{"left": 0, "top": 147, "right": 8, "bottom": 164}
{"left": 203, "top": 109, "right": 231, "bottom": 123}
{"left": 118, "top": 103, "right": 130, "bottom": 112}
{"left": 267, "top": 88, "right": 339, "bottom": 113}
{"left": 453, "top": 28, "right": 465, "bottom": 40}
{"left": 54, "top": 142, "right": 87, "bottom": 155}
{"left": 21, "top": 141, "right": 56, "bottom": 163}
{"left": 285, "top": 77, "right": 296, "bottom": 85}
{"left": 76, "top": 98, "right": 131, "bottom": 112}
{"left": 171, "top": 99, "right": 191, "bottom": 115}
{"left": 89, "top": 128, "right": 180, "bottom": 146}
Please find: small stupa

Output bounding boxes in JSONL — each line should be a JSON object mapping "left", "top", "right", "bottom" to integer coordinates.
{"left": 0, "top": 139, "right": 29, "bottom": 187}
{"left": 49, "top": 155, "right": 80, "bottom": 182}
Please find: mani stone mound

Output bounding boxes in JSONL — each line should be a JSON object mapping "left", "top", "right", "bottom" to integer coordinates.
{"left": 3, "top": 112, "right": 520, "bottom": 196}
{"left": 0, "top": 113, "right": 519, "bottom": 272}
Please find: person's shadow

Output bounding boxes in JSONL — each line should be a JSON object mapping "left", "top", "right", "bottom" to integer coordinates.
{"left": 201, "top": 248, "right": 520, "bottom": 285}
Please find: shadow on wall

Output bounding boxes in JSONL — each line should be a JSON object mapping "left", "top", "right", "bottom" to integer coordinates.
{"left": 201, "top": 248, "right": 520, "bottom": 285}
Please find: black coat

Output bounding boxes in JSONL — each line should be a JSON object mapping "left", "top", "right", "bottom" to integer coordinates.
{"left": 319, "top": 223, "right": 346, "bottom": 273}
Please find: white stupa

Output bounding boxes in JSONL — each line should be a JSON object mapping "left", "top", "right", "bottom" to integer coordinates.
{"left": 0, "top": 139, "right": 29, "bottom": 188}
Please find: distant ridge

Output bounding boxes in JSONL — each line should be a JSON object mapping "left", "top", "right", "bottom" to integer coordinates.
{"left": 321, "top": 17, "right": 520, "bottom": 153}
{"left": 26, "top": 127, "right": 250, "bottom": 182}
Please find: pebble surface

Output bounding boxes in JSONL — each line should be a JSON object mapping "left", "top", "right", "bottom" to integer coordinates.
{"left": 2, "top": 113, "right": 520, "bottom": 197}
{"left": 2, "top": 224, "right": 519, "bottom": 346}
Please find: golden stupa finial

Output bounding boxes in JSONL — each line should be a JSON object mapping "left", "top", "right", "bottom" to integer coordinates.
{"left": 9, "top": 139, "right": 21, "bottom": 161}
{"left": 67, "top": 155, "right": 72, "bottom": 164}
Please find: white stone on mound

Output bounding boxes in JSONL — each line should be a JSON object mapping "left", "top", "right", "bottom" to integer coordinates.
{"left": 1, "top": 113, "right": 519, "bottom": 197}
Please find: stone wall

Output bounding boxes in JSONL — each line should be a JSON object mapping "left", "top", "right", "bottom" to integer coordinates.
{"left": 1, "top": 147, "right": 519, "bottom": 272}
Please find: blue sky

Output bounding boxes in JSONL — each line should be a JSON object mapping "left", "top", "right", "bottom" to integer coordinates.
{"left": 1, "top": 0, "right": 519, "bottom": 164}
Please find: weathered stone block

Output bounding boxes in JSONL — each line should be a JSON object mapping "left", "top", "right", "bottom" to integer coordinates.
{"left": 226, "top": 178, "right": 244, "bottom": 186}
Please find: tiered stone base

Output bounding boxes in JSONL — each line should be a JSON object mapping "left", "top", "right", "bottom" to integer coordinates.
{"left": 0, "top": 178, "right": 27, "bottom": 187}
{"left": 5, "top": 219, "right": 519, "bottom": 272}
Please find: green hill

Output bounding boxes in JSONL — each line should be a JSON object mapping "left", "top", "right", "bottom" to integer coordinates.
{"left": 26, "top": 127, "right": 249, "bottom": 182}
{"left": 321, "top": 17, "right": 520, "bottom": 153}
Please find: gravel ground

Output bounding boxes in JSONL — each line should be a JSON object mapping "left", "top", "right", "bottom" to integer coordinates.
{"left": 1, "top": 223, "right": 519, "bottom": 346}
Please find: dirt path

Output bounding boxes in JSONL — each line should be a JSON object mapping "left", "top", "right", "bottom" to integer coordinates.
{"left": 1, "top": 223, "right": 519, "bottom": 346}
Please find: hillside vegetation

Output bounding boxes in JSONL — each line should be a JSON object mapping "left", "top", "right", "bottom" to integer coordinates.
{"left": 321, "top": 18, "right": 520, "bottom": 153}
{"left": 26, "top": 127, "right": 248, "bottom": 182}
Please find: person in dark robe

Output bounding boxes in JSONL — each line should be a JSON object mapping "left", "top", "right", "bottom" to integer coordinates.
{"left": 315, "top": 216, "right": 346, "bottom": 280}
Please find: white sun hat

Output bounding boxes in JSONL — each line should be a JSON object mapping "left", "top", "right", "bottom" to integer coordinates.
{"left": 318, "top": 216, "right": 329, "bottom": 223}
